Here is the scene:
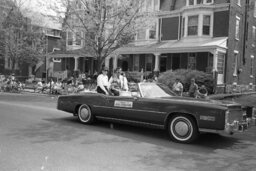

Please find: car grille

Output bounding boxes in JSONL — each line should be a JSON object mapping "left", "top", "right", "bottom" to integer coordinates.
{"left": 227, "top": 109, "right": 243, "bottom": 123}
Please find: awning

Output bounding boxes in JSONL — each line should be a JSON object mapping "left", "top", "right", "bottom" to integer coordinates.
{"left": 114, "top": 37, "right": 227, "bottom": 55}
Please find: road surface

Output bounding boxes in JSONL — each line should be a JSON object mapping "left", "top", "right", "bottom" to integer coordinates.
{"left": 0, "top": 93, "right": 256, "bottom": 171}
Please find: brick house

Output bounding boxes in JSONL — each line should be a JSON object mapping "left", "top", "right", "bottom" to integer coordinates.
{"left": 105, "top": 0, "right": 256, "bottom": 93}
{"left": 0, "top": 1, "right": 62, "bottom": 80}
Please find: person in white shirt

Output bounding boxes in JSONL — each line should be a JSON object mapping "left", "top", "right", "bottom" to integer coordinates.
{"left": 172, "top": 78, "right": 183, "bottom": 96}
{"left": 96, "top": 67, "right": 110, "bottom": 95}
{"left": 120, "top": 72, "right": 128, "bottom": 91}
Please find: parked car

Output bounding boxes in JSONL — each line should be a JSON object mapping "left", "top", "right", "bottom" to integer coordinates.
{"left": 57, "top": 82, "right": 256, "bottom": 143}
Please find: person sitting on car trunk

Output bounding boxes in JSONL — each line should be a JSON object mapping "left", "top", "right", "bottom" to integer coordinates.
{"left": 109, "top": 70, "right": 121, "bottom": 96}
{"left": 96, "top": 67, "right": 110, "bottom": 95}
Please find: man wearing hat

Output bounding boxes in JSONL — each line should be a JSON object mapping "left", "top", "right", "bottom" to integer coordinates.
{"left": 96, "top": 66, "right": 110, "bottom": 95}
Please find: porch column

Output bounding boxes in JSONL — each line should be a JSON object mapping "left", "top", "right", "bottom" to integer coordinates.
{"left": 28, "top": 65, "right": 32, "bottom": 76}
{"left": 213, "top": 50, "right": 218, "bottom": 72}
{"left": 105, "top": 56, "right": 110, "bottom": 69}
{"left": 74, "top": 56, "right": 79, "bottom": 71}
{"left": 154, "top": 53, "right": 161, "bottom": 72}
{"left": 113, "top": 55, "right": 118, "bottom": 70}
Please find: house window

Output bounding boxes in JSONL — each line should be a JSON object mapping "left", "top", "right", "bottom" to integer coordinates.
{"left": 250, "top": 55, "right": 254, "bottom": 77}
{"left": 139, "top": 0, "right": 159, "bottom": 12}
{"left": 197, "top": 0, "right": 203, "bottom": 4}
{"left": 206, "top": 53, "right": 213, "bottom": 73}
{"left": 203, "top": 15, "right": 211, "bottom": 35}
{"left": 235, "top": 16, "right": 240, "bottom": 40}
{"left": 67, "top": 31, "right": 73, "bottom": 45}
{"left": 153, "top": 0, "right": 159, "bottom": 10}
{"left": 136, "top": 29, "right": 146, "bottom": 40}
{"left": 149, "top": 23, "right": 156, "bottom": 39}
{"left": 188, "top": 53, "right": 196, "bottom": 69}
{"left": 182, "top": 13, "right": 212, "bottom": 37}
{"left": 188, "top": 16, "right": 198, "bottom": 36}
{"left": 188, "top": 0, "right": 194, "bottom": 5}
{"left": 133, "top": 55, "right": 140, "bottom": 71}
{"left": 75, "top": 32, "right": 82, "bottom": 45}
{"left": 145, "top": 55, "right": 153, "bottom": 71}
{"left": 205, "top": 0, "right": 213, "bottom": 3}
{"left": 217, "top": 53, "right": 225, "bottom": 74}
{"left": 233, "top": 51, "right": 239, "bottom": 76}
{"left": 186, "top": 0, "right": 213, "bottom": 6}
{"left": 252, "top": 26, "right": 256, "bottom": 46}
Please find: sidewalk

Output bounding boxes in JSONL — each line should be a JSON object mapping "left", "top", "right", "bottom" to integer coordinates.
{"left": 208, "top": 91, "right": 256, "bottom": 100}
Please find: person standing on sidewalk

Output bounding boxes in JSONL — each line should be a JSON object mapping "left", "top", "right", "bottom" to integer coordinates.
{"left": 172, "top": 78, "right": 183, "bottom": 96}
{"left": 188, "top": 78, "right": 198, "bottom": 98}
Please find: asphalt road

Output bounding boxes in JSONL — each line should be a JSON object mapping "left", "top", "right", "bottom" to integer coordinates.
{"left": 0, "top": 93, "right": 256, "bottom": 171}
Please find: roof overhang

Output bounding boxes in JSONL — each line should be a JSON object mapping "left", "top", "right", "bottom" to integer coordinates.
{"left": 113, "top": 37, "right": 228, "bottom": 56}
{"left": 48, "top": 48, "right": 95, "bottom": 58}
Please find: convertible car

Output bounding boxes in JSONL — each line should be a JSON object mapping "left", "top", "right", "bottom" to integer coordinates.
{"left": 57, "top": 82, "right": 256, "bottom": 143}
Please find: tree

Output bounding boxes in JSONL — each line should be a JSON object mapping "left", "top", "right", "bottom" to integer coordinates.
{"left": 0, "top": 0, "right": 46, "bottom": 74}
{"left": 47, "top": 0, "right": 156, "bottom": 71}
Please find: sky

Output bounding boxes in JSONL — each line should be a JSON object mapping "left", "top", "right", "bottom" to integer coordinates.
{"left": 21, "top": 0, "right": 63, "bottom": 29}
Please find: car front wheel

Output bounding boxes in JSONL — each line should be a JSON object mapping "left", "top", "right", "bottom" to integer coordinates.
{"left": 78, "top": 104, "right": 94, "bottom": 124}
{"left": 168, "top": 114, "right": 198, "bottom": 143}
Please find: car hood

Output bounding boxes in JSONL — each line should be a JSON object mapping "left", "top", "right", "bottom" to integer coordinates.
{"left": 160, "top": 96, "right": 241, "bottom": 108}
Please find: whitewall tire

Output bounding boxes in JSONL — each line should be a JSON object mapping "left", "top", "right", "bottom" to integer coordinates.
{"left": 168, "top": 114, "right": 198, "bottom": 143}
{"left": 78, "top": 104, "right": 94, "bottom": 124}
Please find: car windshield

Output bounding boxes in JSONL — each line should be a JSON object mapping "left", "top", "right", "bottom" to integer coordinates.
{"left": 140, "top": 83, "right": 176, "bottom": 98}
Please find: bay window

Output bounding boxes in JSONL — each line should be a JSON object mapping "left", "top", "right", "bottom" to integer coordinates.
{"left": 203, "top": 15, "right": 211, "bottom": 35}
{"left": 181, "top": 12, "right": 212, "bottom": 37}
{"left": 188, "top": 16, "right": 198, "bottom": 36}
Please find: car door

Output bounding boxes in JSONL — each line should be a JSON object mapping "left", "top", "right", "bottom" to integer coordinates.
{"left": 105, "top": 95, "right": 166, "bottom": 125}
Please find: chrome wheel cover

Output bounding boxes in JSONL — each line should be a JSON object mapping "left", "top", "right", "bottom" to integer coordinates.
{"left": 174, "top": 121, "right": 189, "bottom": 137}
{"left": 170, "top": 116, "right": 193, "bottom": 141}
{"left": 79, "top": 105, "right": 91, "bottom": 122}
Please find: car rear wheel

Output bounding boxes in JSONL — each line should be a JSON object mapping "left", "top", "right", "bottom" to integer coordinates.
{"left": 78, "top": 104, "right": 94, "bottom": 124}
{"left": 168, "top": 114, "right": 198, "bottom": 143}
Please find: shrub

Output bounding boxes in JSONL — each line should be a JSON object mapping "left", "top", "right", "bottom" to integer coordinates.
{"left": 158, "top": 69, "right": 214, "bottom": 94}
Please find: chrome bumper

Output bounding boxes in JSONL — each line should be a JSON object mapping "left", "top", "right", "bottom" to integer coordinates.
{"left": 225, "top": 117, "right": 256, "bottom": 134}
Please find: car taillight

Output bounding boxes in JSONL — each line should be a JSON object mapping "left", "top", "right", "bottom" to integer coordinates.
{"left": 225, "top": 110, "right": 229, "bottom": 124}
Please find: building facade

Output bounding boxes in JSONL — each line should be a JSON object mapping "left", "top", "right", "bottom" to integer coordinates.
{"left": 48, "top": 0, "right": 98, "bottom": 79}
{"left": 105, "top": 0, "right": 256, "bottom": 93}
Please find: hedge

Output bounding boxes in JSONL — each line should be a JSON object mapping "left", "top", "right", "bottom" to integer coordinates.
{"left": 158, "top": 69, "right": 214, "bottom": 94}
